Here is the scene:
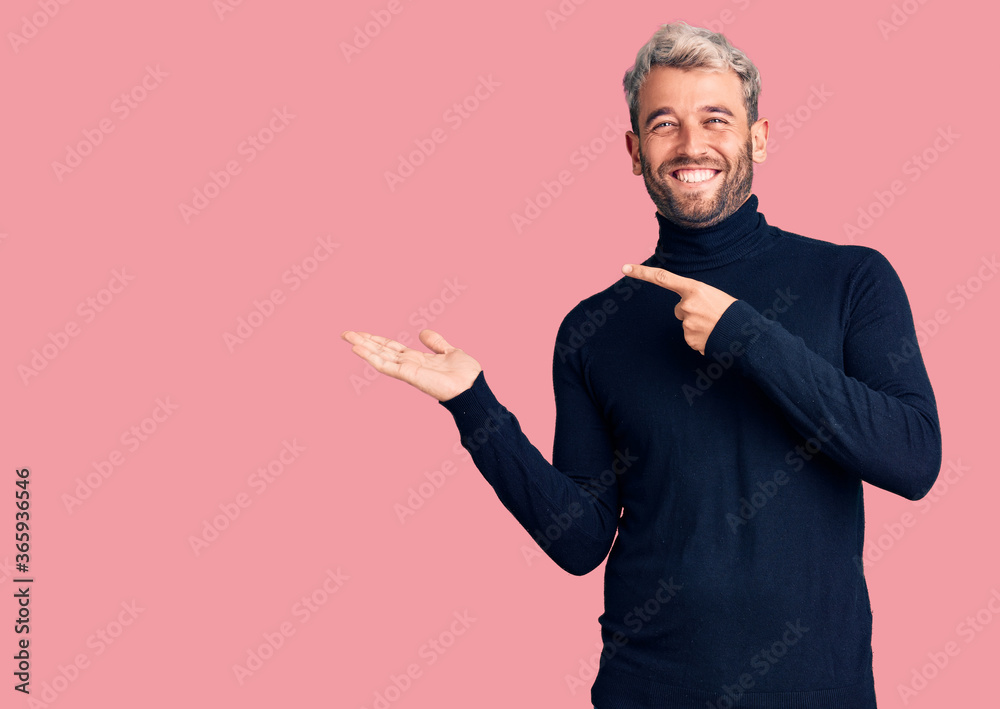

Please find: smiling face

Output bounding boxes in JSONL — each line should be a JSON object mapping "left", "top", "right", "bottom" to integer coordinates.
{"left": 626, "top": 65, "right": 768, "bottom": 228}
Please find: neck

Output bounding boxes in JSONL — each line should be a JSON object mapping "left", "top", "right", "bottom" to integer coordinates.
{"left": 650, "top": 193, "right": 769, "bottom": 273}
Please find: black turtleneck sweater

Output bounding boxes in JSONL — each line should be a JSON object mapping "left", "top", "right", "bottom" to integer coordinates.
{"left": 437, "top": 194, "right": 941, "bottom": 708}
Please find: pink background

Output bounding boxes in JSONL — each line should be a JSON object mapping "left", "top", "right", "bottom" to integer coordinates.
{"left": 3, "top": 0, "right": 997, "bottom": 707}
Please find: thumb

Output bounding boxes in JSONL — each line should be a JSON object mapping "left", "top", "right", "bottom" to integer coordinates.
{"left": 419, "top": 328, "right": 455, "bottom": 354}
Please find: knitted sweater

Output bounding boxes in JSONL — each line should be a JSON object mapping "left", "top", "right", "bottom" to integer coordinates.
{"left": 438, "top": 194, "right": 941, "bottom": 708}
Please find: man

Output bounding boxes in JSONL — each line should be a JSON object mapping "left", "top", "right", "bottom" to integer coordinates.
{"left": 342, "top": 22, "right": 941, "bottom": 709}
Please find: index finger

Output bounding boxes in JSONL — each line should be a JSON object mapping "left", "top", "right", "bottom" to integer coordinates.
{"left": 621, "top": 263, "right": 693, "bottom": 294}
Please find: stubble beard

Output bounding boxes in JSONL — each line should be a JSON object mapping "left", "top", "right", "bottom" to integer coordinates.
{"left": 640, "top": 137, "right": 754, "bottom": 229}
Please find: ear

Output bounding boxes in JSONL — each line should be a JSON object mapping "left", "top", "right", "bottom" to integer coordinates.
{"left": 625, "top": 130, "right": 642, "bottom": 175}
{"left": 750, "top": 117, "right": 769, "bottom": 164}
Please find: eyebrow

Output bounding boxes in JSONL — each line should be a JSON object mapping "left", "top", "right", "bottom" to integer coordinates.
{"left": 644, "top": 105, "right": 735, "bottom": 128}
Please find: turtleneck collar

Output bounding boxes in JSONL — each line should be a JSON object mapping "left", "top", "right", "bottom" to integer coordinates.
{"left": 648, "top": 193, "right": 770, "bottom": 274}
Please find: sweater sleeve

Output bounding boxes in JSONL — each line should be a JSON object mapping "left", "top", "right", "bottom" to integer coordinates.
{"left": 704, "top": 249, "right": 942, "bottom": 500}
{"left": 437, "top": 315, "right": 621, "bottom": 575}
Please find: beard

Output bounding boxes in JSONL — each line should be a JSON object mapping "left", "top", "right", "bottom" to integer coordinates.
{"left": 639, "top": 137, "right": 754, "bottom": 229}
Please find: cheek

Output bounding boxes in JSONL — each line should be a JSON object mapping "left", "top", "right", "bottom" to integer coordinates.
{"left": 718, "top": 136, "right": 750, "bottom": 159}
{"left": 643, "top": 148, "right": 675, "bottom": 174}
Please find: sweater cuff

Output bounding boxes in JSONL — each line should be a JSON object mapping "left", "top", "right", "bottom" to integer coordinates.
{"left": 705, "top": 299, "right": 770, "bottom": 364}
{"left": 437, "top": 370, "right": 513, "bottom": 441}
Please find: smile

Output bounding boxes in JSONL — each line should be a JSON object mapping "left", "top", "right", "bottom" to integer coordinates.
{"left": 670, "top": 168, "right": 720, "bottom": 184}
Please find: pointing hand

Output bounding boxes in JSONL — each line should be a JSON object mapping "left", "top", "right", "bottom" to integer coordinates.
{"left": 621, "top": 264, "right": 737, "bottom": 355}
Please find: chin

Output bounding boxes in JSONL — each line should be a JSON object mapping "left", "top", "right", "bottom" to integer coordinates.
{"left": 670, "top": 203, "right": 727, "bottom": 225}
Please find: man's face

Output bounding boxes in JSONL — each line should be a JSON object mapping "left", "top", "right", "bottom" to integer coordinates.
{"left": 626, "top": 65, "right": 768, "bottom": 228}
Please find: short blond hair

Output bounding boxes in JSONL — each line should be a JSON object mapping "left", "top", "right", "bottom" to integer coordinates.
{"left": 623, "top": 21, "right": 761, "bottom": 134}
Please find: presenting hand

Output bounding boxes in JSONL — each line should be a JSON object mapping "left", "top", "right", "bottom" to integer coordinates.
{"left": 340, "top": 328, "right": 482, "bottom": 402}
{"left": 621, "top": 264, "right": 737, "bottom": 355}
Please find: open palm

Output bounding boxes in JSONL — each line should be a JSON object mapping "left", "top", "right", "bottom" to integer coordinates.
{"left": 340, "top": 328, "right": 482, "bottom": 402}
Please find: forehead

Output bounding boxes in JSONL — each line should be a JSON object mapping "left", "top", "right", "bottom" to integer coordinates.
{"left": 639, "top": 65, "right": 744, "bottom": 114}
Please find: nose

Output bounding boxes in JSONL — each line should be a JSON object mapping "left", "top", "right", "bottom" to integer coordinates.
{"left": 676, "top": 123, "right": 709, "bottom": 158}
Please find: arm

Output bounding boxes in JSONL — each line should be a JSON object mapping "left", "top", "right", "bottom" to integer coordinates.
{"left": 340, "top": 322, "right": 621, "bottom": 573}
{"left": 438, "top": 315, "right": 621, "bottom": 575}
{"left": 704, "top": 250, "right": 942, "bottom": 500}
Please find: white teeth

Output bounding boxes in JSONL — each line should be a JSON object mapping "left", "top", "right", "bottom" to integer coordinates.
{"left": 673, "top": 169, "right": 717, "bottom": 183}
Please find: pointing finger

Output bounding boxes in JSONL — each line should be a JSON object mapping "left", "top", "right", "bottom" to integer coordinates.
{"left": 621, "top": 263, "right": 693, "bottom": 295}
